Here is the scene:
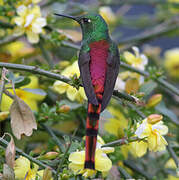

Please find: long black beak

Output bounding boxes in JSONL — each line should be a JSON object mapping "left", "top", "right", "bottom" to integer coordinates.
{"left": 54, "top": 13, "right": 80, "bottom": 23}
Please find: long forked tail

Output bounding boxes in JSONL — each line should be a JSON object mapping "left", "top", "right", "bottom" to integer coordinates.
{"left": 84, "top": 91, "right": 103, "bottom": 169}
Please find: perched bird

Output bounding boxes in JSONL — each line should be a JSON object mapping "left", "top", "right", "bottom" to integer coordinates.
{"left": 55, "top": 13, "right": 120, "bottom": 170}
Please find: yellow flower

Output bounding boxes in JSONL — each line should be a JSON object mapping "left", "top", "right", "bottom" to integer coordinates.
{"left": 0, "top": 0, "right": 3, "bottom": 5}
{"left": 115, "top": 46, "right": 148, "bottom": 92}
{"left": 17, "top": 0, "right": 41, "bottom": 6}
{"left": 130, "top": 140, "right": 148, "bottom": 157}
{"left": 13, "top": 5, "right": 46, "bottom": 43}
{"left": 1, "top": 76, "right": 46, "bottom": 112}
{"left": 164, "top": 48, "right": 179, "bottom": 78}
{"left": 1, "top": 41, "right": 35, "bottom": 62}
{"left": 14, "top": 156, "right": 39, "bottom": 180}
{"left": 124, "top": 46, "right": 148, "bottom": 71}
{"left": 99, "top": 6, "right": 116, "bottom": 24}
{"left": 104, "top": 107, "right": 128, "bottom": 138}
{"left": 53, "top": 61, "right": 87, "bottom": 103}
{"left": 131, "top": 115, "right": 168, "bottom": 157}
{"left": 68, "top": 136, "right": 114, "bottom": 178}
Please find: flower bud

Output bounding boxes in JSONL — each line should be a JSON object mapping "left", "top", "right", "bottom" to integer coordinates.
{"left": 146, "top": 94, "right": 162, "bottom": 107}
{"left": 147, "top": 114, "right": 163, "bottom": 124}
{"left": 40, "top": 152, "right": 59, "bottom": 160}
{"left": 0, "top": 111, "right": 9, "bottom": 122}
{"left": 57, "top": 105, "right": 70, "bottom": 113}
{"left": 62, "top": 174, "right": 69, "bottom": 180}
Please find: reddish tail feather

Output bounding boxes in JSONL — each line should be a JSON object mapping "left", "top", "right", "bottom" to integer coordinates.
{"left": 84, "top": 91, "right": 103, "bottom": 169}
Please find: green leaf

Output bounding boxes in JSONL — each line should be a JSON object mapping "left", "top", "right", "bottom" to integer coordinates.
{"left": 5, "top": 71, "right": 31, "bottom": 88}
{"left": 58, "top": 100, "right": 82, "bottom": 110}
{"left": 139, "top": 80, "right": 157, "bottom": 96}
{"left": 14, "top": 76, "right": 31, "bottom": 88}
{"left": 23, "top": 88, "right": 47, "bottom": 96}
{"left": 156, "top": 101, "right": 179, "bottom": 125}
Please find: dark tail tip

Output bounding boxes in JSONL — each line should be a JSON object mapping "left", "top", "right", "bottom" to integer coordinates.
{"left": 84, "top": 161, "right": 95, "bottom": 169}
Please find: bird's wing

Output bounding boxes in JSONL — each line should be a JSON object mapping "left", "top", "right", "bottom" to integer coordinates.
{"left": 101, "top": 42, "right": 120, "bottom": 112}
{"left": 78, "top": 50, "right": 98, "bottom": 105}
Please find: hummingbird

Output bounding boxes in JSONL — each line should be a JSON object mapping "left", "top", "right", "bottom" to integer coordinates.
{"left": 55, "top": 13, "right": 120, "bottom": 170}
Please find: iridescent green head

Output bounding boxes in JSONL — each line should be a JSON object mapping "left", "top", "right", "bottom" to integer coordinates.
{"left": 54, "top": 13, "right": 109, "bottom": 43}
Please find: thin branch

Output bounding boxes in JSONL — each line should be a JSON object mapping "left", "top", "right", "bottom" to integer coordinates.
{"left": 120, "top": 62, "right": 179, "bottom": 96}
{"left": 100, "top": 0, "right": 179, "bottom": 6}
{"left": 0, "top": 62, "right": 70, "bottom": 83}
{"left": 167, "top": 141, "right": 179, "bottom": 168}
{"left": 118, "top": 16, "right": 179, "bottom": 45}
{"left": 0, "top": 138, "right": 56, "bottom": 174}
{"left": 0, "top": 62, "right": 142, "bottom": 105}
{"left": 0, "top": 36, "right": 19, "bottom": 46}
{"left": 55, "top": 129, "right": 77, "bottom": 180}
{"left": 40, "top": 123, "right": 65, "bottom": 153}
{"left": 0, "top": 20, "right": 14, "bottom": 29}
{"left": 102, "top": 137, "right": 144, "bottom": 147}
{"left": 118, "top": 166, "right": 132, "bottom": 179}
{"left": 39, "top": 39, "right": 54, "bottom": 69}
{"left": 124, "top": 160, "right": 153, "bottom": 180}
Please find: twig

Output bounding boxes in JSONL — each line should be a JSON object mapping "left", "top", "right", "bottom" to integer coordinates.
{"left": 52, "top": 129, "right": 81, "bottom": 141}
{"left": 0, "top": 68, "right": 8, "bottom": 110}
{"left": 120, "top": 62, "right": 148, "bottom": 76}
{"left": 102, "top": 137, "right": 143, "bottom": 147}
{"left": 0, "top": 62, "right": 142, "bottom": 105}
{"left": 39, "top": 39, "right": 54, "bottom": 69}
{"left": 126, "top": 102, "right": 146, "bottom": 119}
{"left": 55, "top": 129, "right": 77, "bottom": 180}
{"left": 124, "top": 160, "right": 153, "bottom": 179}
{"left": 0, "top": 62, "right": 70, "bottom": 83}
{"left": 0, "top": 138, "right": 56, "bottom": 174}
{"left": 118, "top": 166, "right": 132, "bottom": 179}
{"left": 100, "top": 0, "right": 179, "bottom": 6}
{"left": 167, "top": 141, "right": 179, "bottom": 168}
{"left": 120, "top": 62, "right": 179, "bottom": 96}
{"left": 40, "top": 123, "right": 65, "bottom": 153}
{"left": 0, "top": 20, "right": 14, "bottom": 29}
{"left": 113, "top": 90, "right": 144, "bottom": 106}
{"left": 0, "top": 36, "right": 19, "bottom": 46}
{"left": 118, "top": 16, "right": 179, "bottom": 45}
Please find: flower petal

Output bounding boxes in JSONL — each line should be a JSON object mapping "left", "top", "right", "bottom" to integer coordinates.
{"left": 69, "top": 163, "right": 84, "bottom": 174}
{"left": 13, "top": 27, "right": 25, "bottom": 36}
{"left": 69, "top": 151, "right": 85, "bottom": 165}
{"left": 14, "top": 17, "right": 24, "bottom": 26}
{"left": 66, "top": 86, "right": 77, "bottom": 101}
{"left": 14, "top": 156, "right": 30, "bottom": 179}
{"left": 148, "top": 133, "right": 157, "bottom": 151}
{"left": 17, "top": 5, "right": 27, "bottom": 16}
{"left": 152, "top": 121, "right": 168, "bottom": 135}
{"left": 24, "top": 14, "right": 34, "bottom": 27}
{"left": 101, "top": 147, "right": 115, "bottom": 154}
{"left": 53, "top": 81, "right": 68, "bottom": 94}
{"left": 130, "top": 141, "right": 148, "bottom": 157}
{"left": 35, "top": 17, "right": 46, "bottom": 27}
{"left": 26, "top": 30, "right": 39, "bottom": 43}
{"left": 95, "top": 150, "right": 112, "bottom": 172}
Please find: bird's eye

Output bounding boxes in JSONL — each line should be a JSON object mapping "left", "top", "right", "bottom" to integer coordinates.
{"left": 83, "top": 18, "right": 91, "bottom": 23}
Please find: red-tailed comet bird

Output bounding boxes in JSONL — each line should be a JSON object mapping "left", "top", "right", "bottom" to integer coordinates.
{"left": 55, "top": 13, "right": 120, "bottom": 170}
